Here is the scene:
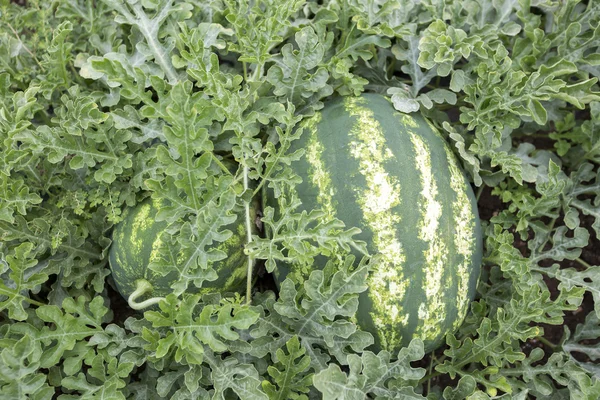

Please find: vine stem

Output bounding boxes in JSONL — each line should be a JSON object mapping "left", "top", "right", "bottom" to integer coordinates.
{"left": 535, "top": 335, "right": 557, "bottom": 350}
{"left": 537, "top": 216, "right": 558, "bottom": 253}
{"left": 242, "top": 62, "right": 264, "bottom": 305}
{"left": 536, "top": 219, "right": 593, "bottom": 269}
{"left": 575, "top": 257, "right": 592, "bottom": 269}
{"left": 22, "top": 296, "right": 45, "bottom": 308}
{"left": 5, "top": 21, "right": 44, "bottom": 70}
{"left": 251, "top": 64, "right": 263, "bottom": 83}
{"left": 211, "top": 154, "right": 233, "bottom": 175}
{"left": 244, "top": 164, "right": 254, "bottom": 305}
{"left": 476, "top": 184, "right": 485, "bottom": 202}
{"left": 420, "top": 370, "right": 442, "bottom": 384}
{"left": 427, "top": 354, "right": 435, "bottom": 395}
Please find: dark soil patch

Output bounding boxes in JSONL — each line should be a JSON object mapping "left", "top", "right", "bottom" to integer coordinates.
{"left": 106, "top": 278, "right": 138, "bottom": 325}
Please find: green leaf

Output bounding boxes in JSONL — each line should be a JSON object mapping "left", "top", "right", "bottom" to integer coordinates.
{"left": 564, "top": 311, "right": 600, "bottom": 378}
{"left": 61, "top": 354, "right": 134, "bottom": 400}
{"left": 527, "top": 99, "right": 547, "bottom": 125}
{"left": 143, "top": 294, "right": 259, "bottom": 364}
{"left": 249, "top": 190, "right": 369, "bottom": 273}
{"left": 97, "top": 0, "right": 192, "bottom": 84}
{"left": 508, "top": 348, "right": 600, "bottom": 398}
{"left": 543, "top": 265, "right": 600, "bottom": 318}
{"left": 388, "top": 87, "right": 420, "bottom": 113}
{"left": 348, "top": 0, "right": 417, "bottom": 37}
{"left": 267, "top": 26, "right": 333, "bottom": 106}
{"left": 111, "top": 105, "right": 166, "bottom": 144}
{"left": 0, "top": 215, "right": 108, "bottom": 292}
{"left": 392, "top": 35, "right": 437, "bottom": 97}
{"left": 9, "top": 304, "right": 99, "bottom": 369}
{"left": 0, "top": 335, "right": 53, "bottom": 400}
{"left": 38, "top": 21, "right": 74, "bottom": 97}
{"left": 0, "top": 177, "right": 42, "bottom": 223}
{"left": 146, "top": 187, "right": 241, "bottom": 295}
{"left": 442, "top": 375, "right": 477, "bottom": 400}
{"left": 313, "top": 339, "right": 426, "bottom": 399}
{"left": 262, "top": 336, "right": 312, "bottom": 400}
{"left": 89, "top": 324, "right": 146, "bottom": 365}
{"left": 204, "top": 350, "right": 269, "bottom": 400}
{"left": 254, "top": 107, "right": 305, "bottom": 197}
{"left": 62, "top": 296, "right": 110, "bottom": 329}
{"left": 0, "top": 243, "right": 47, "bottom": 321}
{"left": 438, "top": 283, "right": 582, "bottom": 394}
{"left": 250, "top": 256, "right": 374, "bottom": 371}
{"left": 17, "top": 88, "right": 132, "bottom": 184}
{"left": 224, "top": 0, "right": 304, "bottom": 66}
{"left": 418, "top": 20, "right": 482, "bottom": 77}
{"left": 529, "top": 226, "right": 589, "bottom": 264}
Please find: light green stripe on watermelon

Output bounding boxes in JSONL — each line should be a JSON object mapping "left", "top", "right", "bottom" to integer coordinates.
{"left": 409, "top": 132, "right": 447, "bottom": 342}
{"left": 445, "top": 147, "right": 477, "bottom": 330}
{"left": 305, "top": 112, "right": 337, "bottom": 221}
{"left": 399, "top": 113, "right": 419, "bottom": 128}
{"left": 344, "top": 96, "right": 408, "bottom": 349}
{"left": 149, "top": 235, "right": 163, "bottom": 265}
{"left": 422, "top": 116, "right": 479, "bottom": 332}
{"left": 130, "top": 203, "right": 152, "bottom": 260}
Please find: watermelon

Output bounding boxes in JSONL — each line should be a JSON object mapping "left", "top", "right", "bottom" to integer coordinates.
{"left": 267, "top": 93, "right": 483, "bottom": 353}
{"left": 108, "top": 196, "right": 252, "bottom": 305}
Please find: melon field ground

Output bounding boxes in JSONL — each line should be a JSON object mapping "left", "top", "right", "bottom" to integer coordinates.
{"left": 1, "top": 0, "right": 600, "bottom": 399}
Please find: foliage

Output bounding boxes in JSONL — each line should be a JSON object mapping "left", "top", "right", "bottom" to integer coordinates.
{"left": 0, "top": 0, "right": 599, "bottom": 398}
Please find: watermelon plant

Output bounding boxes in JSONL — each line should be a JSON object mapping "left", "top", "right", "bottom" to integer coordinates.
{"left": 1, "top": 0, "right": 600, "bottom": 399}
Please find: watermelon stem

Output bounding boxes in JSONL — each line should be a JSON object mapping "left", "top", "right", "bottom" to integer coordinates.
{"left": 426, "top": 354, "right": 435, "bottom": 394}
{"left": 535, "top": 335, "right": 557, "bottom": 350}
{"left": 244, "top": 164, "right": 255, "bottom": 305}
{"left": 476, "top": 184, "right": 484, "bottom": 202}
{"left": 18, "top": 296, "right": 45, "bottom": 308}
{"left": 536, "top": 217, "right": 558, "bottom": 253}
{"left": 211, "top": 154, "right": 234, "bottom": 176}
{"left": 419, "top": 370, "right": 442, "bottom": 384}
{"left": 128, "top": 279, "right": 165, "bottom": 310}
{"left": 575, "top": 257, "right": 592, "bottom": 269}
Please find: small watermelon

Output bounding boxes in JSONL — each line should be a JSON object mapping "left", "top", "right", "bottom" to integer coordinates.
{"left": 108, "top": 196, "right": 253, "bottom": 304}
{"left": 266, "top": 93, "right": 483, "bottom": 353}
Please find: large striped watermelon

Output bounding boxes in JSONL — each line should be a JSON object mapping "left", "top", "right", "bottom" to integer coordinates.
{"left": 268, "top": 93, "right": 482, "bottom": 353}
{"left": 108, "top": 196, "right": 251, "bottom": 304}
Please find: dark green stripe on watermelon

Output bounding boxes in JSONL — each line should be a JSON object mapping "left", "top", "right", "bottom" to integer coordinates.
{"left": 267, "top": 93, "right": 482, "bottom": 353}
